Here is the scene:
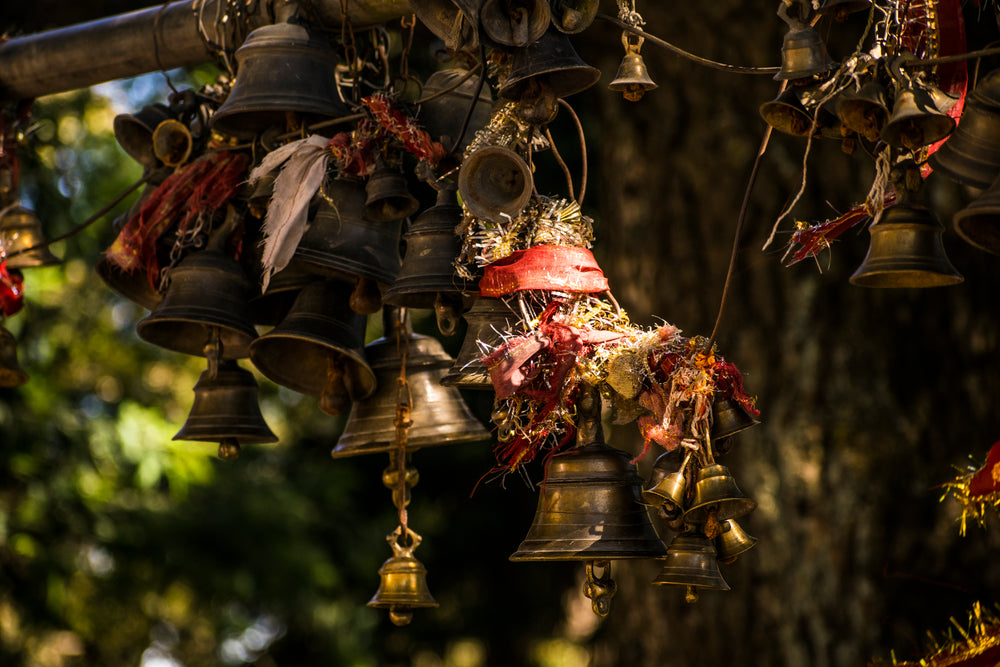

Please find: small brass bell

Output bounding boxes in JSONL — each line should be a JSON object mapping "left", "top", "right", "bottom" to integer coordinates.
{"left": 773, "top": 6, "right": 838, "bottom": 82}
{"left": 712, "top": 395, "right": 761, "bottom": 441}
{"left": 441, "top": 296, "right": 524, "bottom": 389}
{"left": 0, "top": 205, "right": 61, "bottom": 269}
{"left": 715, "top": 519, "right": 758, "bottom": 564}
{"left": 458, "top": 146, "right": 533, "bottom": 223}
{"left": 364, "top": 164, "right": 420, "bottom": 223}
{"left": 608, "top": 34, "right": 657, "bottom": 102}
{"left": 0, "top": 325, "right": 28, "bottom": 388}
{"left": 759, "top": 88, "right": 815, "bottom": 137}
{"left": 929, "top": 70, "right": 1000, "bottom": 189}
{"left": 151, "top": 119, "right": 193, "bottom": 168}
{"left": 836, "top": 80, "right": 890, "bottom": 142}
{"left": 881, "top": 86, "right": 956, "bottom": 151}
{"left": 418, "top": 69, "right": 494, "bottom": 155}
{"left": 113, "top": 103, "right": 173, "bottom": 169}
{"left": 550, "top": 0, "right": 599, "bottom": 33}
{"left": 652, "top": 531, "right": 730, "bottom": 603}
{"left": 498, "top": 28, "right": 600, "bottom": 103}
{"left": 368, "top": 527, "right": 439, "bottom": 626}
{"left": 641, "top": 450, "right": 692, "bottom": 520}
{"left": 480, "top": 0, "right": 550, "bottom": 47}
{"left": 952, "top": 174, "right": 1000, "bottom": 256}
{"left": 683, "top": 463, "right": 757, "bottom": 525}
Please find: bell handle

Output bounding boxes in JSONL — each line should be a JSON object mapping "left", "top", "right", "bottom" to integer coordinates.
{"left": 387, "top": 524, "right": 423, "bottom": 558}
{"left": 621, "top": 31, "right": 643, "bottom": 54}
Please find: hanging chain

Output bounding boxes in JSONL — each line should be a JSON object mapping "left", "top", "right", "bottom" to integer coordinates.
{"left": 392, "top": 308, "right": 414, "bottom": 539}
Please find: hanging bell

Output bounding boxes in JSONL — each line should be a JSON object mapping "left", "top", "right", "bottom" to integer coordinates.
{"left": 714, "top": 519, "right": 758, "bottom": 564}
{"left": 712, "top": 395, "right": 761, "bottom": 441}
{"left": 0, "top": 205, "right": 61, "bottom": 269}
{"left": 498, "top": 28, "right": 600, "bottom": 103}
{"left": 641, "top": 450, "right": 692, "bottom": 520}
{"left": 246, "top": 259, "right": 315, "bottom": 326}
{"left": 952, "top": 174, "right": 1000, "bottom": 255}
{"left": 249, "top": 278, "right": 376, "bottom": 414}
{"left": 759, "top": 88, "right": 815, "bottom": 137}
{"left": 929, "top": 70, "right": 1000, "bottom": 189}
{"left": 418, "top": 69, "right": 495, "bottom": 155}
{"left": 96, "top": 255, "right": 163, "bottom": 311}
{"left": 480, "top": 0, "right": 550, "bottom": 47}
{"left": 364, "top": 164, "right": 420, "bottom": 223}
{"left": 368, "top": 527, "right": 439, "bottom": 626}
{"left": 849, "top": 202, "right": 964, "bottom": 288}
{"left": 836, "top": 80, "right": 890, "bottom": 142}
{"left": 817, "top": 0, "right": 872, "bottom": 21}
{"left": 550, "top": 0, "right": 598, "bottom": 33}
{"left": 881, "top": 86, "right": 956, "bottom": 151}
{"left": 441, "top": 296, "right": 524, "bottom": 389}
{"left": 0, "top": 325, "right": 28, "bottom": 388}
{"left": 608, "top": 34, "right": 657, "bottom": 102}
{"left": 331, "top": 308, "right": 489, "bottom": 458}
{"left": 459, "top": 145, "right": 533, "bottom": 223}
{"left": 152, "top": 119, "right": 193, "bottom": 168}
{"left": 773, "top": 10, "right": 838, "bottom": 82}
{"left": 510, "top": 385, "right": 667, "bottom": 561}
{"left": 113, "top": 103, "right": 174, "bottom": 169}
{"left": 408, "top": 0, "right": 479, "bottom": 51}
{"left": 210, "top": 22, "right": 347, "bottom": 139}
{"left": 683, "top": 464, "right": 757, "bottom": 525}
{"left": 174, "top": 358, "right": 278, "bottom": 459}
{"left": 651, "top": 531, "right": 730, "bottom": 602}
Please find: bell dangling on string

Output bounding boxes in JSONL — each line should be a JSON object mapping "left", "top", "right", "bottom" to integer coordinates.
{"left": 364, "top": 164, "right": 420, "bottom": 223}
{"left": 641, "top": 450, "right": 692, "bottom": 521}
{"left": 418, "top": 69, "right": 494, "bottom": 156}
{"left": 881, "top": 86, "right": 955, "bottom": 151}
{"left": 682, "top": 463, "right": 757, "bottom": 525}
{"left": 836, "top": 80, "right": 890, "bottom": 142}
{"left": 759, "top": 88, "right": 815, "bottom": 137}
{"left": 0, "top": 205, "right": 61, "bottom": 269}
{"left": 459, "top": 146, "right": 533, "bottom": 223}
{"left": 712, "top": 395, "right": 761, "bottom": 441}
{"left": 608, "top": 34, "right": 657, "bottom": 102}
{"left": 113, "top": 103, "right": 174, "bottom": 169}
{"left": 0, "top": 325, "right": 28, "bottom": 388}
{"left": 369, "top": 527, "right": 438, "bottom": 626}
{"left": 332, "top": 308, "right": 488, "bottom": 458}
{"left": 249, "top": 278, "right": 375, "bottom": 415}
{"left": 652, "top": 531, "right": 730, "bottom": 603}
{"left": 773, "top": 6, "right": 838, "bottom": 82}
{"left": 480, "top": 0, "right": 550, "bottom": 47}
{"left": 929, "top": 70, "right": 1000, "bottom": 190}
{"left": 210, "top": 21, "right": 347, "bottom": 139}
{"left": 550, "top": 0, "right": 598, "bottom": 33}
{"left": 715, "top": 519, "right": 758, "bottom": 564}
{"left": 440, "top": 296, "right": 524, "bottom": 389}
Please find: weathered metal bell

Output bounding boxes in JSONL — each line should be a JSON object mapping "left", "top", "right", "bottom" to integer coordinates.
{"left": 246, "top": 259, "right": 315, "bottom": 327}
{"left": 608, "top": 35, "right": 657, "bottom": 102}
{"left": 641, "top": 451, "right": 692, "bottom": 520}
{"left": 459, "top": 145, "right": 533, "bottom": 223}
{"left": 364, "top": 165, "right": 420, "bottom": 223}
{"left": 683, "top": 464, "right": 757, "bottom": 524}
{"left": 952, "top": 175, "right": 1000, "bottom": 255}
{"left": 510, "top": 386, "right": 667, "bottom": 561}
{"left": 408, "top": 0, "right": 479, "bottom": 51}
{"left": 651, "top": 532, "right": 730, "bottom": 601}
{"left": 850, "top": 202, "right": 964, "bottom": 288}
{"left": 0, "top": 205, "right": 60, "bottom": 269}
{"left": 836, "top": 80, "right": 890, "bottom": 142}
{"left": 759, "top": 88, "right": 814, "bottom": 137}
{"left": 550, "top": 0, "right": 598, "bottom": 33}
{"left": 368, "top": 528, "right": 438, "bottom": 626}
{"left": 881, "top": 87, "right": 956, "bottom": 151}
{"left": 712, "top": 395, "right": 761, "bottom": 440}
{"left": 331, "top": 309, "right": 489, "bottom": 457}
{"left": 929, "top": 71, "right": 1000, "bottom": 189}
{"left": 480, "top": 0, "right": 550, "bottom": 47}
{"left": 441, "top": 296, "right": 524, "bottom": 389}
{"left": 774, "top": 17, "right": 838, "bottom": 82}
{"left": 95, "top": 255, "right": 162, "bottom": 311}
{"left": 113, "top": 103, "right": 173, "bottom": 168}
{"left": 498, "top": 28, "right": 600, "bottom": 102}
{"left": 210, "top": 22, "right": 347, "bottom": 139}
{"left": 152, "top": 119, "right": 192, "bottom": 167}
{"left": 249, "top": 279, "right": 376, "bottom": 414}
{"left": 817, "top": 0, "right": 872, "bottom": 20}
{"left": 174, "top": 358, "right": 278, "bottom": 459}
{"left": 715, "top": 519, "right": 758, "bottom": 564}
{"left": 0, "top": 325, "right": 28, "bottom": 388}
{"left": 419, "top": 69, "right": 494, "bottom": 155}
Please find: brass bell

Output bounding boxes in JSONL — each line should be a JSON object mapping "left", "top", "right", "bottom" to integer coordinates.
{"left": 95, "top": 255, "right": 163, "bottom": 311}
{"left": 849, "top": 202, "right": 964, "bottom": 288}
{"left": 331, "top": 308, "right": 489, "bottom": 458}
{"left": 249, "top": 278, "right": 376, "bottom": 414}
{"left": 683, "top": 463, "right": 757, "bottom": 525}
{"left": 816, "top": 0, "right": 872, "bottom": 21}
{"left": 0, "top": 325, "right": 28, "bottom": 388}
{"left": 608, "top": 34, "right": 657, "bottom": 102}
{"left": 210, "top": 22, "right": 347, "bottom": 139}
{"left": 441, "top": 296, "right": 524, "bottom": 389}
{"left": 929, "top": 70, "right": 1000, "bottom": 189}
{"left": 712, "top": 395, "right": 761, "bottom": 441}
{"left": 641, "top": 450, "right": 692, "bottom": 520}
{"left": 113, "top": 103, "right": 173, "bottom": 169}
{"left": 651, "top": 531, "right": 730, "bottom": 603}
{"left": 408, "top": 0, "right": 478, "bottom": 51}
{"left": 174, "top": 358, "right": 278, "bottom": 460}
{"left": 715, "top": 519, "right": 758, "bottom": 564}
{"left": 550, "top": 0, "right": 598, "bottom": 33}
{"left": 368, "top": 527, "right": 439, "bottom": 626}
{"left": 0, "top": 205, "right": 61, "bottom": 269}
{"left": 498, "top": 28, "right": 600, "bottom": 103}
{"left": 759, "top": 88, "right": 814, "bottom": 137}
{"left": 836, "top": 80, "right": 890, "bottom": 142}
{"left": 419, "top": 69, "right": 494, "bottom": 156}
{"left": 881, "top": 86, "right": 956, "bottom": 151}
{"left": 458, "top": 145, "right": 533, "bottom": 223}
{"left": 952, "top": 174, "right": 1000, "bottom": 255}
{"left": 364, "top": 165, "right": 420, "bottom": 223}
{"left": 510, "top": 385, "right": 667, "bottom": 561}
{"left": 246, "top": 259, "right": 315, "bottom": 327}
{"left": 773, "top": 8, "right": 838, "bottom": 82}
{"left": 480, "top": 0, "right": 550, "bottom": 47}
{"left": 152, "top": 119, "right": 193, "bottom": 168}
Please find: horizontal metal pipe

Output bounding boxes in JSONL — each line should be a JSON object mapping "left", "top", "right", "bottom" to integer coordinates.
{"left": 0, "top": 0, "right": 411, "bottom": 102}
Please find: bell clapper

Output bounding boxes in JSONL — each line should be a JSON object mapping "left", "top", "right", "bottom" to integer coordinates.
{"left": 583, "top": 560, "right": 617, "bottom": 617}
{"left": 218, "top": 438, "right": 241, "bottom": 460}
{"left": 319, "top": 354, "right": 350, "bottom": 416}
{"left": 383, "top": 451, "right": 419, "bottom": 509}
{"left": 685, "top": 585, "right": 699, "bottom": 604}
{"left": 389, "top": 606, "right": 414, "bottom": 626}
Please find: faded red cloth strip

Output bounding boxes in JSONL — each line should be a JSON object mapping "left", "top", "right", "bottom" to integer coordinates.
{"left": 970, "top": 441, "right": 1000, "bottom": 498}
{"left": 478, "top": 245, "right": 610, "bottom": 297}
{"left": 0, "top": 261, "right": 24, "bottom": 317}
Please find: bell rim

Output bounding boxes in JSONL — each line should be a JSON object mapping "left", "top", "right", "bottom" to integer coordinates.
{"left": 249, "top": 335, "right": 376, "bottom": 400}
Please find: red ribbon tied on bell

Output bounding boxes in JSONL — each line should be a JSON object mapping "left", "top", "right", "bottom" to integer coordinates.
{"left": 0, "top": 261, "right": 24, "bottom": 317}
{"left": 969, "top": 441, "right": 1000, "bottom": 498}
{"left": 478, "top": 245, "right": 610, "bottom": 297}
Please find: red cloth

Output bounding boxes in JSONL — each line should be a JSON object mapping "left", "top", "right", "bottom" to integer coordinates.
{"left": 0, "top": 261, "right": 24, "bottom": 317}
{"left": 969, "top": 441, "right": 1000, "bottom": 498}
{"left": 478, "top": 245, "right": 609, "bottom": 297}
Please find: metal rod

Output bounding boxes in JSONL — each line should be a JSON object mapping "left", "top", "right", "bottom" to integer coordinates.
{"left": 0, "top": 0, "right": 411, "bottom": 102}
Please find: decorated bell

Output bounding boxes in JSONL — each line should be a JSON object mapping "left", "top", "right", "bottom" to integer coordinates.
{"left": 683, "top": 463, "right": 757, "bottom": 524}
{"left": 715, "top": 519, "right": 758, "bottom": 564}
{"left": 712, "top": 395, "right": 761, "bottom": 440}
{"left": 331, "top": 308, "right": 489, "bottom": 457}
{"left": 759, "top": 88, "right": 814, "bottom": 137}
{"left": 608, "top": 34, "right": 657, "bottom": 102}
{"left": 550, "top": 0, "right": 598, "bottom": 33}
{"left": 641, "top": 450, "right": 692, "bottom": 520}
{"left": 652, "top": 531, "right": 730, "bottom": 602}
{"left": 364, "top": 164, "right": 420, "bottom": 223}
{"left": 368, "top": 527, "right": 439, "bottom": 626}
{"left": 418, "top": 69, "right": 494, "bottom": 155}
{"left": 249, "top": 278, "right": 376, "bottom": 414}
{"left": 210, "top": 22, "right": 347, "bottom": 139}
{"left": 929, "top": 71, "right": 1000, "bottom": 189}
{"left": 881, "top": 86, "right": 956, "bottom": 151}
{"left": 952, "top": 174, "right": 1000, "bottom": 255}
{"left": 459, "top": 145, "right": 533, "bottom": 223}
{"left": 441, "top": 296, "right": 524, "bottom": 389}
{"left": 480, "top": 0, "right": 550, "bottom": 47}
{"left": 773, "top": 10, "right": 838, "bottom": 82}
{"left": 113, "top": 104, "right": 174, "bottom": 169}
{"left": 498, "top": 28, "right": 600, "bottom": 103}
{"left": 0, "top": 205, "right": 60, "bottom": 269}
{"left": 836, "top": 80, "right": 890, "bottom": 142}
{"left": 510, "top": 386, "right": 667, "bottom": 561}
{"left": 0, "top": 325, "right": 28, "bottom": 388}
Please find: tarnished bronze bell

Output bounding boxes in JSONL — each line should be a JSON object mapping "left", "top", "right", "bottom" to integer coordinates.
{"left": 651, "top": 531, "right": 730, "bottom": 602}
{"left": 498, "top": 28, "right": 600, "bottom": 103}
{"left": 95, "top": 255, "right": 163, "bottom": 311}
{"left": 850, "top": 202, "right": 964, "bottom": 288}
{"left": 0, "top": 205, "right": 60, "bottom": 269}
{"left": 817, "top": 0, "right": 872, "bottom": 20}
{"left": 480, "top": 0, "right": 550, "bottom": 47}
{"left": 441, "top": 296, "right": 524, "bottom": 389}
{"left": 249, "top": 279, "right": 376, "bottom": 414}
{"left": 510, "top": 385, "right": 667, "bottom": 561}
{"left": 641, "top": 450, "right": 692, "bottom": 520}
{"left": 837, "top": 80, "right": 890, "bottom": 142}
{"left": 712, "top": 395, "right": 761, "bottom": 441}
{"left": 759, "top": 88, "right": 815, "bottom": 137}
{"left": 683, "top": 464, "right": 757, "bottom": 524}
{"left": 459, "top": 145, "right": 533, "bottom": 223}
{"left": 550, "top": 0, "right": 598, "bottom": 33}
{"left": 929, "top": 70, "right": 1000, "bottom": 189}
{"left": 174, "top": 358, "right": 278, "bottom": 458}
{"left": 774, "top": 13, "right": 838, "bottom": 82}
{"left": 608, "top": 35, "right": 657, "bottom": 102}
{"left": 332, "top": 308, "right": 489, "bottom": 458}
{"left": 113, "top": 103, "right": 174, "bottom": 169}
{"left": 210, "top": 22, "right": 347, "bottom": 139}
{"left": 0, "top": 325, "right": 28, "bottom": 388}
{"left": 419, "top": 69, "right": 494, "bottom": 155}
{"left": 246, "top": 259, "right": 315, "bottom": 327}
{"left": 952, "top": 174, "right": 1000, "bottom": 255}
{"left": 152, "top": 119, "right": 193, "bottom": 168}
{"left": 881, "top": 86, "right": 956, "bottom": 151}
{"left": 364, "top": 165, "right": 420, "bottom": 223}
{"left": 408, "top": 0, "right": 479, "bottom": 51}
{"left": 715, "top": 519, "right": 758, "bottom": 564}
{"left": 368, "top": 528, "right": 439, "bottom": 626}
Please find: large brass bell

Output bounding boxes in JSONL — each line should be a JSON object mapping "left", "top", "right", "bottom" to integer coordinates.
{"left": 498, "top": 28, "right": 600, "bottom": 103}
{"left": 759, "top": 88, "right": 814, "bottom": 137}
{"left": 550, "top": 0, "right": 598, "bottom": 33}
{"left": 368, "top": 526, "right": 439, "bottom": 626}
{"left": 249, "top": 279, "right": 376, "bottom": 415}
{"left": 836, "top": 80, "right": 890, "bottom": 142}
{"left": 652, "top": 531, "right": 730, "bottom": 603}
{"left": 459, "top": 146, "right": 533, "bottom": 223}
{"left": 850, "top": 202, "right": 964, "bottom": 288}
{"left": 773, "top": 7, "right": 838, "bottom": 82}
{"left": 331, "top": 308, "right": 489, "bottom": 458}
{"left": 952, "top": 174, "right": 1000, "bottom": 255}
{"left": 364, "top": 164, "right": 420, "bottom": 223}
{"left": 0, "top": 205, "right": 61, "bottom": 269}
{"left": 929, "top": 70, "right": 1000, "bottom": 189}
{"left": 712, "top": 395, "right": 761, "bottom": 441}
{"left": 418, "top": 69, "right": 494, "bottom": 155}
{"left": 441, "top": 296, "right": 524, "bottom": 389}
{"left": 174, "top": 358, "right": 278, "bottom": 460}
{"left": 210, "top": 22, "right": 347, "bottom": 139}
{"left": 113, "top": 103, "right": 174, "bottom": 169}
{"left": 683, "top": 463, "right": 757, "bottom": 525}
{"left": 608, "top": 34, "right": 657, "bottom": 102}
{"left": 881, "top": 86, "right": 956, "bottom": 151}
{"left": 480, "top": 0, "right": 550, "bottom": 47}
{"left": 715, "top": 519, "right": 758, "bottom": 564}
{"left": 641, "top": 450, "right": 692, "bottom": 520}
{"left": 0, "top": 325, "right": 28, "bottom": 388}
